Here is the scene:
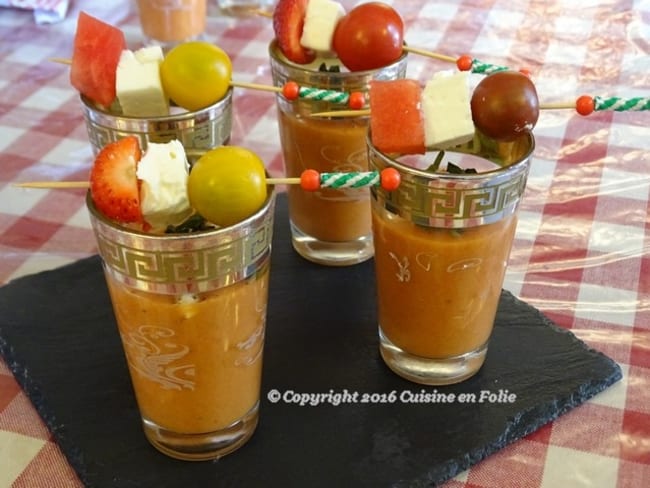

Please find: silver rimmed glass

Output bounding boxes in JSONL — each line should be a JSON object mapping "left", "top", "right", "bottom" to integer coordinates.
{"left": 368, "top": 133, "right": 534, "bottom": 385}
{"left": 269, "top": 41, "right": 407, "bottom": 266}
{"left": 87, "top": 188, "right": 275, "bottom": 460}
{"left": 80, "top": 88, "right": 233, "bottom": 155}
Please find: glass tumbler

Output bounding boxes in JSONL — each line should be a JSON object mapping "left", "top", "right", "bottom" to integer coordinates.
{"left": 269, "top": 40, "right": 407, "bottom": 266}
{"left": 87, "top": 188, "right": 275, "bottom": 460}
{"left": 135, "top": 0, "right": 207, "bottom": 48}
{"left": 368, "top": 133, "right": 534, "bottom": 385}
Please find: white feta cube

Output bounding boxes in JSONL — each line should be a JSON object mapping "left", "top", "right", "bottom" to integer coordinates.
{"left": 421, "top": 71, "right": 475, "bottom": 149}
{"left": 300, "top": 0, "right": 346, "bottom": 53}
{"left": 116, "top": 46, "right": 169, "bottom": 117}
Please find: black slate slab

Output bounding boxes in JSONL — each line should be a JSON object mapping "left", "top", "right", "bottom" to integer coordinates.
{"left": 0, "top": 194, "right": 621, "bottom": 488}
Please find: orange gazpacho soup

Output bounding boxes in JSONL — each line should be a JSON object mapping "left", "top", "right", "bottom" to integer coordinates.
{"left": 277, "top": 110, "right": 372, "bottom": 242}
{"left": 104, "top": 264, "right": 269, "bottom": 434}
{"left": 372, "top": 205, "right": 517, "bottom": 358}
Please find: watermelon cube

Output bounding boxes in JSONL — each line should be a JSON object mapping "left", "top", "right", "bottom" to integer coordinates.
{"left": 70, "top": 12, "right": 127, "bottom": 108}
{"left": 369, "top": 79, "right": 425, "bottom": 155}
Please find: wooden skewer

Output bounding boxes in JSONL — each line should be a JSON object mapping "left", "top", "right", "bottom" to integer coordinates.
{"left": 14, "top": 181, "right": 90, "bottom": 189}
{"left": 266, "top": 177, "right": 301, "bottom": 185}
{"left": 402, "top": 46, "right": 456, "bottom": 63}
{"left": 312, "top": 109, "right": 370, "bottom": 117}
{"left": 50, "top": 57, "right": 283, "bottom": 95}
{"left": 14, "top": 178, "right": 302, "bottom": 190}
{"left": 311, "top": 101, "right": 579, "bottom": 118}
{"left": 50, "top": 57, "right": 72, "bottom": 65}
{"left": 229, "top": 80, "right": 281, "bottom": 93}
{"left": 539, "top": 101, "right": 576, "bottom": 110}
{"left": 250, "top": 8, "right": 273, "bottom": 18}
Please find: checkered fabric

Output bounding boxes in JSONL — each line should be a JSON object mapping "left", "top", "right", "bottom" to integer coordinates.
{"left": 1, "top": 0, "right": 649, "bottom": 486}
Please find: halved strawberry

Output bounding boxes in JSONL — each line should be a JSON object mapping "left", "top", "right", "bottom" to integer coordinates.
{"left": 89, "top": 136, "right": 143, "bottom": 223}
{"left": 273, "top": 0, "right": 316, "bottom": 64}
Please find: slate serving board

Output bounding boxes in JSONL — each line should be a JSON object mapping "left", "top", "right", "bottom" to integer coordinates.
{"left": 0, "top": 195, "right": 621, "bottom": 488}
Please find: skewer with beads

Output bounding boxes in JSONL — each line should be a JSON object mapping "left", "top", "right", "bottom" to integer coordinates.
{"left": 15, "top": 168, "right": 402, "bottom": 192}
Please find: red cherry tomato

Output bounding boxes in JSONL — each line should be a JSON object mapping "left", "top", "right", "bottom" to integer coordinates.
{"left": 470, "top": 71, "right": 540, "bottom": 142}
{"left": 332, "top": 2, "right": 404, "bottom": 72}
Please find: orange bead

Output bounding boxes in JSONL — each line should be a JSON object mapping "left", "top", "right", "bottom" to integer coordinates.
{"left": 576, "top": 95, "right": 595, "bottom": 116}
{"left": 456, "top": 54, "right": 473, "bottom": 71}
{"left": 282, "top": 81, "right": 300, "bottom": 100}
{"left": 300, "top": 169, "right": 321, "bottom": 191}
{"left": 348, "top": 91, "right": 366, "bottom": 110}
{"left": 380, "top": 168, "right": 401, "bottom": 191}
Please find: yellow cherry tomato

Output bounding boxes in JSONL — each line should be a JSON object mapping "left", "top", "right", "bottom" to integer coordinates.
{"left": 160, "top": 42, "right": 232, "bottom": 111}
{"left": 188, "top": 146, "right": 267, "bottom": 227}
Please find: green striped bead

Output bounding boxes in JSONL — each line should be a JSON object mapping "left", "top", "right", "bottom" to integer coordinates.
{"left": 471, "top": 59, "right": 509, "bottom": 75}
{"left": 594, "top": 96, "right": 650, "bottom": 112}
{"left": 298, "top": 86, "right": 350, "bottom": 105}
{"left": 320, "top": 171, "right": 380, "bottom": 189}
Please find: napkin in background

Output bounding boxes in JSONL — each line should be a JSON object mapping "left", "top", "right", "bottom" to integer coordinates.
{"left": 0, "top": 0, "right": 70, "bottom": 24}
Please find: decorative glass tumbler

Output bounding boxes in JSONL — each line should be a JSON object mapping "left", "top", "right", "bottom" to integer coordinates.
{"left": 87, "top": 188, "right": 275, "bottom": 460}
{"left": 368, "top": 133, "right": 534, "bottom": 385}
{"left": 269, "top": 41, "right": 407, "bottom": 266}
{"left": 135, "top": 0, "right": 207, "bottom": 48}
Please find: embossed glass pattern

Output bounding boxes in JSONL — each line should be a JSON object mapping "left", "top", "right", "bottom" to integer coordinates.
{"left": 370, "top": 134, "right": 534, "bottom": 229}
{"left": 87, "top": 190, "right": 274, "bottom": 295}
{"left": 80, "top": 88, "right": 232, "bottom": 155}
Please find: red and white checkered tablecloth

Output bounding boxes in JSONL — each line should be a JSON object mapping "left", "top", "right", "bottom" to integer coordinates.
{"left": 1, "top": 0, "right": 649, "bottom": 486}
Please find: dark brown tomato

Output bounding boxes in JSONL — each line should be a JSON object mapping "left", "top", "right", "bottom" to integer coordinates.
{"left": 470, "top": 71, "right": 540, "bottom": 142}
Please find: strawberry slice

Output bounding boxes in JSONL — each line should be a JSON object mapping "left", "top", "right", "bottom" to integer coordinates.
{"left": 89, "top": 136, "right": 143, "bottom": 223}
{"left": 273, "top": 0, "right": 316, "bottom": 64}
